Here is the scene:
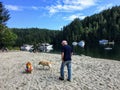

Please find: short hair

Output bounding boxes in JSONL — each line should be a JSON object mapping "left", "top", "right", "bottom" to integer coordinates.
{"left": 61, "top": 40, "right": 68, "bottom": 45}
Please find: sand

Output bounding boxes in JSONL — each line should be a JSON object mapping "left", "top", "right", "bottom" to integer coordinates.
{"left": 0, "top": 51, "right": 120, "bottom": 90}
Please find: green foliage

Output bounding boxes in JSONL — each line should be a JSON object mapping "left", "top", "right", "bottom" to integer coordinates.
{"left": 0, "top": 2, "right": 17, "bottom": 48}
{"left": 1, "top": 28, "right": 17, "bottom": 47}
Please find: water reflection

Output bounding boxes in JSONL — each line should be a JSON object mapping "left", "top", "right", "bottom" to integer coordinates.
{"left": 74, "top": 44, "right": 120, "bottom": 61}
{"left": 52, "top": 43, "right": 120, "bottom": 61}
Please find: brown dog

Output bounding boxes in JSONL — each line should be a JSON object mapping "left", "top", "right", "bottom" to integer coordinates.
{"left": 38, "top": 60, "right": 52, "bottom": 69}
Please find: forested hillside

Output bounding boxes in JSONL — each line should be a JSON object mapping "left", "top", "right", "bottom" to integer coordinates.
{"left": 11, "top": 28, "right": 61, "bottom": 47}
{"left": 62, "top": 6, "right": 120, "bottom": 45}
{"left": 63, "top": 6, "right": 120, "bottom": 44}
{"left": 11, "top": 6, "right": 120, "bottom": 49}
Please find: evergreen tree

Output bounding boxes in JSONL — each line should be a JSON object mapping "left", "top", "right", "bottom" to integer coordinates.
{"left": 0, "top": 2, "right": 10, "bottom": 25}
{"left": 0, "top": 2, "right": 17, "bottom": 48}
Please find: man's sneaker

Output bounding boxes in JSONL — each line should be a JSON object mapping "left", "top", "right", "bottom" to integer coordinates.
{"left": 67, "top": 79, "right": 71, "bottom": 82}
{"left": 59, "top": 77, "right": 64, "bottom": 81}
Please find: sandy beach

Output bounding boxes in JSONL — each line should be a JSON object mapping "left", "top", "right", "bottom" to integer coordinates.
{"left": 0, "top": 51, "right": 120, "bottom": 90}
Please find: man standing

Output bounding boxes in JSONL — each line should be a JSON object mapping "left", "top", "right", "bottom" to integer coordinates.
{"left": 59, "top": 40, "right": 73, "bottom": 82}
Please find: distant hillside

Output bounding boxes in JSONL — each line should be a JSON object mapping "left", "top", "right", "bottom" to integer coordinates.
{"left": 62, "top": 6, "right": 120, "bottom": 45}
{"left": 11, "top": 28, "right": 60, "bottom": 47}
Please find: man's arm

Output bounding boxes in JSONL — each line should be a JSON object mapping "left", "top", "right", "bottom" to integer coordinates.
{"left": 61, "top": 52, "right": 64, "bottom": 62}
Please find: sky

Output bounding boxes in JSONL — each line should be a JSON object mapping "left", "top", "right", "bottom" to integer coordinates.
{"left": 1, "top": 0, "right": 120, "bottom": 30}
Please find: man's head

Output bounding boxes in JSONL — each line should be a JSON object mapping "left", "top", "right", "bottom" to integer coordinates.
{"left": 61, "top": 40, "right": 68, "bottom": 46}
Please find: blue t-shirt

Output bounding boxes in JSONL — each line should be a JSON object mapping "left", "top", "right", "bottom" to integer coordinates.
{"left": 61, "top": 45, "right": 73, "bottom": 61}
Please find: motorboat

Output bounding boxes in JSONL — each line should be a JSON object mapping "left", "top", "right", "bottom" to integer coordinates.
{"left": 38, "top": 43, "right": 53, "bottom": 52}
{"left": 72, "top": 42, "right": 78, "bottom": 46}
{"left": 20, "top": 44, "right": 33, "bottom": 51}
{"left": 99, "top": 39, "right": 108, "bottom": 45}
{"left": 78, "top": 40, "right": 85, "bottom": 48}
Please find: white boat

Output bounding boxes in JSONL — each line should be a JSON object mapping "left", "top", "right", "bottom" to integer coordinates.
{"left": 38, "top": 43, "right": 53, "bottom": 52}
{"left": 78, "top": 41, "right": 85, "bottom": 48}
{"left": 99, "top": 39, "right": 108, "bottom": 45}
{"left": 46, "top": 45, "right": 53, "bottom": 52}
{"left": 108, "top": 41, "right": 115, "bottom": 45}
{"left": 72, "top": 42, "right": 78, "bottom": 46}
{"left": 20, "top": 44, "right": 33, "bottom": 51}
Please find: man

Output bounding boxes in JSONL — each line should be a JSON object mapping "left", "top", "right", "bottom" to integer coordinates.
{"left": 59, "top": 40, "right": 73, "bottom": 82}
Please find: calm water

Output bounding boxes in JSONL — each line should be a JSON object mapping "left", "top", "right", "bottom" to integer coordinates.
{"left": 51, "top": 43, "right": 120, "bottom": 61}
{"left": 73, "top": 44, "right": 120, "bottom": 61}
